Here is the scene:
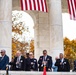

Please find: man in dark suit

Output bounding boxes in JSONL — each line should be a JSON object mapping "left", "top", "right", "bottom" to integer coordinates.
{"left": 38, "top": 50, "right": 52, "bottom": 71}
{"left": 12, "top": 51, "right": 26, "bottom": 71}
{"left": 55, "top": 53, "right": 70, "bottom": 72}
{"left": 73, "top": 60, "right": 76, "bottom": 71}
{"left": 0, "top": 49, "right": 9, "bottom": 70}
{"left": 26, "top": 52, "right": 38, "bottom": 71}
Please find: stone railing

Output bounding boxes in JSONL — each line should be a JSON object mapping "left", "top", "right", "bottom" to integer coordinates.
{"left": 0, "top": 71, "right": 76, "bottom": 75}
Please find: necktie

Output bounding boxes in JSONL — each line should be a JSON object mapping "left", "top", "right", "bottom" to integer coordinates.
{"left": 44, "top": 56, "right": 46, "bottom": 61}
{"left": 16, "top": 57, "right": 21, "bottom": 68}
{"left": 17, "top": 57, "right": 20, "bottom": 62}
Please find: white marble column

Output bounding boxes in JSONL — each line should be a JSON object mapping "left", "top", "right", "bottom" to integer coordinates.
{"left": 34, "top": 12, "right": 50, "bottom": 60}
{"left": 49, "top": 0, "right": 64, "bottom": 61}
{"left": 0, "top": 0, "right": 12, "bottom": 60}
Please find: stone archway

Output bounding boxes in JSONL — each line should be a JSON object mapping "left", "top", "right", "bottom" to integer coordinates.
{"left": 12, "top": 0, "right": 51, "bottom": 59}
{"left": 0, "top": 0, "right": 67, "bottom": 61}
{"left": 12, "top": 10, "right": 35, "bottom": 57}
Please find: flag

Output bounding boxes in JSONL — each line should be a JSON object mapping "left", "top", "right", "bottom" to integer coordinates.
{"left": 43, "top": 66, "right": 46, "bottom": 75}
{"left": 20, "top": 0, "right": 48, "bottom": 12}
{"left": 67, "top": 0, "right": 76, "bottom": 20}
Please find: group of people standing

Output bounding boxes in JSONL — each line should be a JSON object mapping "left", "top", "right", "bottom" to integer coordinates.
{"left": 0, "top": 49, "right": 75, "bottom": 72}
{"left": 10, "top": 50, "right": 52, "bottom": 71}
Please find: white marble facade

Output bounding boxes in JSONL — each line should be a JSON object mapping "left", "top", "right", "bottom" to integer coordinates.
{"left": 0, "top": 0, "right": 12, "bottom": 60}
{"left": 0, "top": 0, "right": 68, "bottom": 61}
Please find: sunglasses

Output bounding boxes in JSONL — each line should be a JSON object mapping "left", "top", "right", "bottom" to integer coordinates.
{"left": 0, "top": 52, "right": 3, "bottom": 53}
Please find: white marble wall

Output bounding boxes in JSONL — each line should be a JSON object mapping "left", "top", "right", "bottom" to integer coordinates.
{"left": 0, "top": 0, "right": 64, "bottom": 62}
{"left": 0, "top": 0, "right": 12, "bottom": 60}
{"left": 34, "top": 0, "right": 63, "bottom": 61}
{"left": 0, "top": 71, "right": 76, "bottom": 75}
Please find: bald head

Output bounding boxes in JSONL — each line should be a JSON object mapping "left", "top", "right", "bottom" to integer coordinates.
{"left": 0, "top": 49, "right": 6, "bottom": 56}
{"left": 16, "top": 51, "right": 21, "bottom": 57}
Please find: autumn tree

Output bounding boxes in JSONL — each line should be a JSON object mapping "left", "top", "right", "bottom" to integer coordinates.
{"left": 64, "top": 37, "right": 72, "bottom": 50}
{"left": 30, "top": 40, "right": 34, "bottom": 53}
{"left": 64, "top": 37, "right": 76, "bottom": 69}
{"left": 71, "top": 39, "right": 76, "bottom": 52}
{"left": 12, "top": 11, "right": 34, "bottom": 58}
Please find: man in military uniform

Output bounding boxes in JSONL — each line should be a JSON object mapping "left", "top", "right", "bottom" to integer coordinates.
{"left": 26, "top": 52, "right": 38, "bottom": 71}
{"left": 38, "top": 50, "right": 52, "bottom": 71}
{"left": 29, "top": 52, "right": 38, "bottom": 71}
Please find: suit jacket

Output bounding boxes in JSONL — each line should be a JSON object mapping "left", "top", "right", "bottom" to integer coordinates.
{"left": 55, "top": 58, "right": 70, "bottom": 72}
{"left": 73, "top": 60, "right": 76, "bottom": 71}
{"left": 38, "top": 55, "right": 52, "bottom": 71}
{"left": 25, "top": 57, "right": 31, "bottom": 71}
{"left": 30, "top": 58, "right": 38, "bottom": 71}
{"left": 0, "top": 55, "right": 9, "bottom": 70}
{"left": 12, "top": 56, "right": 26, "bottom": 71}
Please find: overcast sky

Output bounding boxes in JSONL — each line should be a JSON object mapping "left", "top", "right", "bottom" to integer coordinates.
{"left": 62, "top": 13, "right": 76, "bottom": 40}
